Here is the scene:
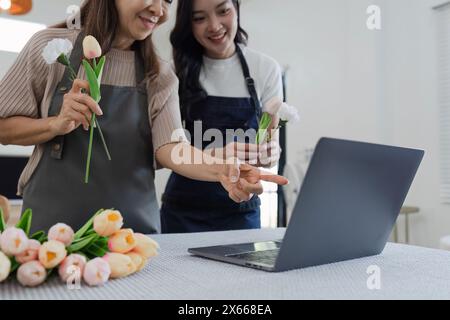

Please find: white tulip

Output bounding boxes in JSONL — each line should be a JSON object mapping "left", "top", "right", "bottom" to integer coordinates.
{"left": 278, "top": 102, "right": 300, "bottom": 123}
{"left": 42, "top": 38, "right": 73, "bottom": 65}
{"left": 82, "top": 35, "right": 102, "bottom": 59}
{"left": 17, "top": 261, "right": 46, "bottom": 287}
{"left": 0, "top": 251, "right": 11, "bottom": 283}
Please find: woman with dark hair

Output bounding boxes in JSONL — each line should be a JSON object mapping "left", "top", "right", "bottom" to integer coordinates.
{"left": 0, "top": 0, "right": 287, "bottom": 234}
{"left": 161, "top": 0, "right": 284, "bottom": 233}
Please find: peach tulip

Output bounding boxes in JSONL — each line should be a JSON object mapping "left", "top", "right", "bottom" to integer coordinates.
{"left": 103, "top": 253, "right": 136, "bottom": 279}
{"left": 108, "top": 229, "right": 136, "bottom": 254}
{"left": 83, "top": 257, "right": 110, "bottom": 286}
{"left": 82, "top": 35, "right": 102, "bottom": 59}
{"left": 0, "top": 251, "right": 11, "bottom": 283}
{"left": 48, "top": 223, "right": 74, "bottom": 246}
{"left": 126, "top": 252, "right": 146, "bottom": 272}
{"left": 132, "top": 233, "right": 159, "bottom": 259}
{"left": 0, "top": 227, "right": 28, "bottom": 256}
{"left": 38, "top": 240, "right": 67, "bottom": 269}
{"left": 93, "top": 210, "right": 123, "bottom": 237}
{"left": 15, "top": 239, "right": 41, "bottom": 264}
{"left": 17, "top": 261, "right": 46, "bottom": 287}
{"left": 58, "top": 254, "right": 87, "bottom": 282}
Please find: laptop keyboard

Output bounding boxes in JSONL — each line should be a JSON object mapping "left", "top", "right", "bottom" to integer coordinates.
{"left": 228, "top": 249, "right": 279, "bottom": 265}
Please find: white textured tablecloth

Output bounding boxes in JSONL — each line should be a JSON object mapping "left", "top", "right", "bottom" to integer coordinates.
{"left": 1, "top": 228, "right": 450, "bottom": 300}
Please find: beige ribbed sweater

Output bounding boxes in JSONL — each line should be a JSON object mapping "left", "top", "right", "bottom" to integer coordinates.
{"left": 0, "top": 28, "right": 187, "bottom": 195}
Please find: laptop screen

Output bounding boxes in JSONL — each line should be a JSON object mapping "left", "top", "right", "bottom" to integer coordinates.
{"left": 0, "top": 155, "right": 29, "bottom": 200}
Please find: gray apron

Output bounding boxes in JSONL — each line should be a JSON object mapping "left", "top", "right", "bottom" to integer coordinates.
{"left": 22, "top": 32, "right": 160, "bottom": 234}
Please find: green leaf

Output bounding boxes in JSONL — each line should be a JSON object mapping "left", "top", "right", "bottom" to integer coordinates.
{"left": 85, "top": 243, "right": 108, "bottom": 257}
{"left": 0, "top": 207, "right": 6, "bottom": 233}
{"left": 57, "top": 53, "right": 70, "bottom": 67}
{"left": 84, "top": 114, "right": 96, "bottom": 184}
{"left": 73, "top": 208, "right": 104, "bottom": 240}
{"left": 256, "top": 113, "right": 273, "bottom": 144}
{"left": 94, "top": 236, "right": 109, "bottom": 248}
{"left": 95, "top": 118, "right": 112, "bottom": 161}
{"left": 47, "top": 268, "right": 54, "bottom": 278}
{"left": 94, "top": 56, "right": 106, "bottom": 79}
{"left": 10, "top": 257, "right": 20, "bottom": 273}
{"left": 82, "top": 59, "right": 100, "bottom": 103}
{"left": 67, "top": 233, "right": 99, "bottom": 253}
{"left": 30, "top": 231, "right": 47, "bottom": 243}
{"left": 15, "top": 208, "right": 32, "bottom": 236}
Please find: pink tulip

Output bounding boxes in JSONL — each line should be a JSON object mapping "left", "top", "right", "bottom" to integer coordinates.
{"left": 17, "top": 261, "right": 46, "bottom": 287}
{"left": 82, "top": 35, "right": 102, "bottom": 59}
{"left": 93, "top": 210, "right": 123, "bottom": 237}
{"left": 38, "top": 240, "right": 67, "bottom": 269}
{"left": 0, "top": 251, "right": 11, "bottom": 283}
{"left": 83, "top": 257, "right": 111, "bottom": 286}
{"left": 132, "top": 233, "right": 159, "bottom": 259}
{"left": 0, "top": 227, "right": 28, "bottom": 256}
{"left": 108, "top": 229, "right": 136, "bottom": 254}
{"left": 126, "top": 252, "right": 146, "bottom": 272}
{"left": 58, "top": 254, "right": 87, "bottom": 282}
{"left": 15, "top": 239, "right": 41, "bottom": 264}
{"left": 48, "top": 223, "right": 74, "bottom": 246}
{"left": 103, "top": 253, "right": 136, "bottom": 278}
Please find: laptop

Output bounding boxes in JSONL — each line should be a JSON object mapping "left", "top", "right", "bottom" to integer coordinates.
{"left": 188, "top": 137, "right": 424, "bottom": 272}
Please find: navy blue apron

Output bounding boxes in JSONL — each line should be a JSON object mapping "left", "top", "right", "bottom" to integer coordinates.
{"left": 161, "top": 45, "right": 263, "bottom": 233}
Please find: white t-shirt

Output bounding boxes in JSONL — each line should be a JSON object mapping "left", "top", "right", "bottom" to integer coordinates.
{"left": 199, "top": 45, "right": 283, "bottom": 108}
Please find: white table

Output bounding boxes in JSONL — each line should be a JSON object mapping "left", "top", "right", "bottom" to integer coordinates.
{"left": 1, "top": 228, "right": 450, "bottom": 300}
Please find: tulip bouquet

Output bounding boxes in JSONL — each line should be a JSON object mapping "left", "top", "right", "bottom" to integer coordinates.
{"left": 0, "top": 207, "right": 159, "bottom": 287}
{"left": 255, "top": 97, "right": 300, "bottom": 144}
{"left": 42, "top": 36, "right": 111, "bottom": 184}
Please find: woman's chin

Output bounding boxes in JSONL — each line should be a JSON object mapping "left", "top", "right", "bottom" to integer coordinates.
{"left": 133, "top": 30, "right": 154, "bottom": 41}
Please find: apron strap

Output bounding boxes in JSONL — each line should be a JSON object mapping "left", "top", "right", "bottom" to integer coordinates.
{"left": 51, "top": 31, "right": 146, "bottom": 159}
{"left": 235, "top": 44, "right": 262, "bottom": 122}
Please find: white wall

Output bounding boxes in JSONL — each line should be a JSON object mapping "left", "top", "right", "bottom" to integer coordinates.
{"left": 375, "top": 0, "right": 450, "bottom": 248}
{"left": 237, "top": 0, "right": 449, "bottom": 248}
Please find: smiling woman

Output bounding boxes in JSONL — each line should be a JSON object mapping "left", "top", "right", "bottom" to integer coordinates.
{"left": 0, "top": 0, "right": 287, "bottom": 234}
{"left": 160, "top": 0, "right": 285, "bottom": 233}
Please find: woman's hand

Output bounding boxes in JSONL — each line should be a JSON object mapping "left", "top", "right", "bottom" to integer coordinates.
{"left": 258, "top": 141, "right": 281, "bottom": 168}
{"left": 214, "top": 141, "right": 281, "bottom": 168}
{"left": 219, "top": 160, "right": 289, "bottom": 203}
{"left": 212, "top": 142, "right": 259, "bottom": 164}
{"left": 49, "top": 79, "right": 103, "bottom": 136}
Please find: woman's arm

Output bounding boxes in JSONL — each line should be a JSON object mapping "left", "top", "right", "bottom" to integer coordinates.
{"left": 0, "top": 80, "right": 102, "bottom": 146}
{"left": 0, "top": 116, "right": 56, "bottom": 146}
{"left": 156, "top": 142, "right": 288, "bottom": 203}
{"left": 156, "top": 142, "right": 229, "bottom": 182}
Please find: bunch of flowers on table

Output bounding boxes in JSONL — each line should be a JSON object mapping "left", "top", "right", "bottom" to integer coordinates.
{"left": 0, "top": 207, "right": 159, "bottom": 287}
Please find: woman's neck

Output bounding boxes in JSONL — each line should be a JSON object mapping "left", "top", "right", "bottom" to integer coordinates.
{"left": 112, "top": 30, "right": 134, "bottom": 50}
{"left": 205, "top": 42, "right": 237, "bottom": 60}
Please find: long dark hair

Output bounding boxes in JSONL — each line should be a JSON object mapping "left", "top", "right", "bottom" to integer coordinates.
{"left": 54, "top": 0, "right": 166, "bottom": 81}
{"left": 170, "top": 0, "right": 248, "bottom": 115}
